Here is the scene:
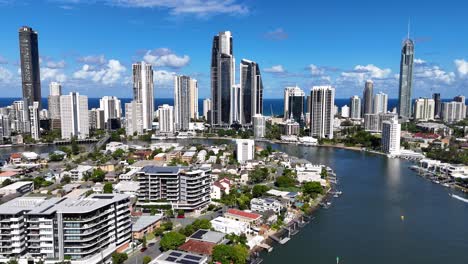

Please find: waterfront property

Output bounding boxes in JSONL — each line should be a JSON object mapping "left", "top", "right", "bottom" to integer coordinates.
{"left": 152, "top": 250, "right": 208, "bottom": 264}
{"left": 0, "top": 194, "right": 132, "bottom": 264}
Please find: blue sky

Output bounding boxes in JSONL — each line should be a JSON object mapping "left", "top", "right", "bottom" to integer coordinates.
{"left": 0, "top": 0, "right": 467, "bottom": 99}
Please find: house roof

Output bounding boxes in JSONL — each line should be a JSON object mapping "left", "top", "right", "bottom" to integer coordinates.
{"left": 0, "top": 171, "right": 19, "bottom": 177}
{"left": 225, "top": 209, "right": 261, "bottom": 220}
{"left": 178, "top": 239, "right": 216, "bottom": 256}
{"left": 10, "top": 153, "right": 21, "bottom": 159}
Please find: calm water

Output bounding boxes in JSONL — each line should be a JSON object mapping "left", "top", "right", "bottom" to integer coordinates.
{"left": 172, "top": 139, "right": 468, "bottom": 263}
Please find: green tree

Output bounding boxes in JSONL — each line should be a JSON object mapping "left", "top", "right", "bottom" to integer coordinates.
{"left": 111, "top": 253, "right": 128, "bottom": 264}
{"left": 275, "top": 175, "right": 296, "bottom": 188}
{"left": 89, "top": 168, "right": 106, "bottom": 182}
{"left": 6, "top": 258, "right": 18, "bottom": 264}
{"left": 160, "top": 231, "right": 186, "bottom": 251}
{"left": 60, "top": 175, "right": 71, "bottom": 184}
{"left": 112, "top": 149, "right": 126, "bottom": 160}
{"left": 103, "top": 182, "right": 113, "bottom": 193}
{"left": 248, "top": 167, "right": 269, "bottom": 184}
{"left": 71, "top": 137, "right": 80, "bottom": 155}
{"left": 302, "top": 181, "right": 323, "bottom": 197}
{"left": 142, "top": 256, "right": 152, "bottom": 264}
{"left": 1, "top": 178, "right": 12, "bottom": 187}
{"left": 320, "top": 167, "right": 328, "bottom": 179}
{"left": 179, "top": 219, "right": 212, "bottom": 236}
{"left": 212, "top": 244, "right": 249, "bottom": 264}
{"left": 252, "top": 185, "right": 270, "bottom": 198}
{"left": 142, "top": 235, "right": 147, "bottom": 248}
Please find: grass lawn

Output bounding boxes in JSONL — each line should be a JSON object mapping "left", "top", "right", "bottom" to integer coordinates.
{"left": 146, "top": 232, "right": 155, "bottom": 241}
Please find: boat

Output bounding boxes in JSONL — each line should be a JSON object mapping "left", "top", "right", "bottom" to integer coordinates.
{"left": 449, "top": 193, "right": 468, "bottom": 203}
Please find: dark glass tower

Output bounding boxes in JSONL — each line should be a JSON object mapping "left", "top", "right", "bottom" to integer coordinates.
{"left": 397, "top": 37, "right": 414, "bottom": 119}
{"left": 240, "top": 59, "right": 263, "bottom": 125}
{"left": 363, "top": 80, "right": 373, "bottom": 116}
{"left": 432, "top": 93, "right": 441, "bottom": 118}
{"left": 19, "top": 26, "right": 41, "bottom": 109}
{"left": 211, "top": 31, "right": 234, "bottom": 126}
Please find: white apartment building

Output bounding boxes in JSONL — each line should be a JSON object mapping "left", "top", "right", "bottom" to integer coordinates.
{"left": 125, "top": 101, "right": 144, "bottom": 136}
{"left": 157, "top": 104, "right": 174, "bottom": 133}
{"left": 252, "top": 114, "right": 265, "bottom": 138}
{"left": 250, "top": 198, "right": 283, "bottom": 213}
{"left": 442, "top": 101, "right": 466, "bottom": 123}
{"left": 60, "top": 92, "right": 89, "bottom": 140}
{"left": 364, "top": 113, "right": 380, "bottom": 132}
{"left": 295, "top": 164, "right": 326, "bottom": 184}
{"left": 0, "top": 194, "right": 131, "bottom": 264}
{"left": 373, "top": 92, "right": 388, "bottom": 114}
{"left": 88, "top": 108, "right": 105, "bottom": 130}
{"left": 230, "top": 84, "right": 242, "bottom": 124}
{"left": 350, "top": 95, "right": 361, "bottom": 119}
{"left": 310, "top": 86, "right": 335, "bottom": 139}
{"left": 236, "top": 139, "right": 254, "bottom": 163}
{"left": 341, "top": 105, "right": 350, "bottom": 118}
{"left": 210, "top": 216, "right": 250, "bottom": 236}
{"left": 132, "top": 61, "right": 154, "bottom": 130}
{"left": 99, "top": 96, "right": 122, "bottom": 125}
{"left": 414, "top": 98, "right": 435, "bottom": 121}
{"left": 136, "top": 166, "right": 211, "bottom": 212}
{"left": 203, "top": 98, "right": 211, "bottom": 121}
{"left": 48, "top": 82, "right": 62, "bottom": 129}
{"left": 61, "top": 165, "right": 93, "bottom": 182}
{"left": 382, "top": 119, "right": 401, "bottom": 155}
{"left": 29, "top": 101, "right": 40, "bottom": 140}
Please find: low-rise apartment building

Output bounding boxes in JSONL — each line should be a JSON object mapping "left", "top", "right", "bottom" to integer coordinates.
{"left": 136, "top": 166, "right": 211, "bottom": 212}
{"left": 250, "top": 198, "right": 283, "bottom": 213}
{"left": 0, "top": 194, "right": 132, "bottom": 264}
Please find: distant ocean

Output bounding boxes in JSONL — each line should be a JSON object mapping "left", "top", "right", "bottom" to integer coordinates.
{"left": 0, "top": 97, "right": 459, "bottom": 117}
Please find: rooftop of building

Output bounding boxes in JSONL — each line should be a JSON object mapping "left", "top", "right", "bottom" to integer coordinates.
{"left": 153, "top": 250, "right": 207, "bottom": 264}
{"left": 132, "top": 214, "right": 163, "bottom": 232}
{"left": 178, "top": 239, "right": 216, "bottom": 256}
{"left": 0, "top": 181, "right": 32, "bottom": 190}
{"left": 189, "top": 229, "right": 226, "bottom": 244}
{"left": 225, "top": 209, "right": 261, "bottom": 220}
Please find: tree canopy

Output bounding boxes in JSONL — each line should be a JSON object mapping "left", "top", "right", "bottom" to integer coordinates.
{"left": 160, "top": 231, "right": 186, "bottom": 251}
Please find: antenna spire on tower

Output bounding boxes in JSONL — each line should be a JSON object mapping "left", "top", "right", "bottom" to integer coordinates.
{"left": 407, "top": 18, "right": 411, "bottom": 40}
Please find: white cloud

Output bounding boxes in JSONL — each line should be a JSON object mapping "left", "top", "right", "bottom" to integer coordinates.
{"left": 414, "top": 62, "right": 455, "bottom": 85}
{"left": 340, "top": 64, "right": 391, "bottom": 85}
{"left": 143, "top": 48, "right": 190, "bottom": 68}
{"left": 264, "top": 28, "right": 288, "bottom": 41}
{"left": 77, "top": 55, "right": 107, "bottom": 65}
{"left": 309, "top": 64, "right": 326, "bottom": 76}
{"left": 455, "top": 59, "right": 468, "bottom": 76}
{"left": 0, "top": 56, "right": 7, "bottom": 64}
{"left": 264, "top": 65, "right": 285, "bottom": 73}
{"left": 110, "top": 0, "right": 248, "bottom": 16}
{"left": 153, "top": 70, "right": 176, "bottom": 88}
{"left": 41, "top": 67, "right": 67, "bottom": 83}
{"left": 0, "top": 67, "right": 13, "bottom": 83}
{"left": 45, "top": 60, "right": 66, "bottom": 69}
{"left": 414, "top": 58, "right": 426, "bottom": 65}
{"left": 73, "top": 59, "right": 126, "bottom": 85}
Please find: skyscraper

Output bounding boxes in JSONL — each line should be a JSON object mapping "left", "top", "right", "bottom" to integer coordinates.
{"left": 99, "top": 96, "right": 122, "bottom": 126}
{"left": 48, "top": 82, "right": 62, "bottom": 129}
{"left": 382, "top": 119, "right": 401, "bottom": 155}
{"left": 432, "top": 93, "right": 441, "bottom": 118}
{"left": 397, "top": 33, "right": 415, "bottom": 119}
{"left": 240, "top": 59, "right": 263, "bottom": 125}
{"left": 373, "top": 92, "right": 388, "bottom": 114}
{"left": 157, "top": 104, "right": 174, "bottom": 133}
{"left": 19, "top": 26, "right": 41, "bottom": 108}
{"left": 203, "top": 98, "right": 212, "bottom": 121}
{"left": 89, "top": 108, "right": 105, "bottom": 130}
{"left": 363, "top": 80, "right": 373, "bottom": 115}
{"left": 442, "top": 101, "right": 466, "bottom": 123}
{"left": 284, "top": 86, "right": 305, "bottom": 124}
{"left": 230, "top": 84, "right": 242, "bottom": 124}
{"left": 133, "top": 61, "right": 154, "bottom": 130}
{"left": 252, "top": 114, "right": 266, "bottom": 138}
{"left": 341, "top": 105, "right": 350, "bottom": 118}
{"left": 453, "top": 95, "right": 466, "bottom": 103}
{"left": 350, "top": 95, "right": 361, "bottom": 119}
{"left": 125, "top": 101, "right": 143, "bottom": 136}
{"left": 189, "top": 79, "right": 198, "bottom": 120}
{"left": 211, "top": 31, "right": 235, "bottom": 126}
{"left": 28, "top": 102, "right": 40, "bottom": 140}
{"left": 310, "top": 86, "right": 335, "bottom": 139}
{"left": 60, "top": 92, "right": 89, "bottom": 139}
{"left": 174, "top": 75, "right": 192, "bottom": 131}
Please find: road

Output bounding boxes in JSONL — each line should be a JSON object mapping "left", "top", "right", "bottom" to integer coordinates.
{"left": 125, "top": 239, "right": 161, "bottom": 264}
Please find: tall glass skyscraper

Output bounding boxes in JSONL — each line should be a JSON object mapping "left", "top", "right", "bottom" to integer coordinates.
{"left": 397, "top": 36, "right": 415, "bottom": 119}
{"left": 19, "top": 26, "right": 41, "bottom": 109}
{"left": 211, "top": 31, "right": 235, "bottom": 126}
{"left": 284, "top": 86, "right": 305, "bottom": 125}
{"left": 432, "top": 93, "right": 441, "bottom": 118}
{"left": 174, "top": 75, "right": 192, "bottom": 131}
{"left": 363, "top": 80, "right": 373, "bottom": 116}
{"left": 132, "top": 61, "right": 154, "bottom": 130}
{"left": 240, "top": 59, "right": 263, "bottom": 125}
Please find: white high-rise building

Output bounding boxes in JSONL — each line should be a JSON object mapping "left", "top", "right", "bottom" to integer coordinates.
{"left": 189, "top": 78, "right": 198, "bottom": 120}
{"left": 230, "top": 84, "right": 242, "bottom": 124}
{"left": 99, "top": 96, "right": 122, "bottom": 125}
{"left": 350, "top": 95, "right": 361, "bottom": 119}
{"left": 125, "top": 101, "right": 143, "bottom": 136}
{"left": 203, "top": 98, "right": 212, "bottom": 121}
{"left": 381, "top": 119, "right": 401, "bottom": 155}
{"left": 373, "top": 92, "right": 388, "bottom": 114}
{"left": 236, "top": 139, "right": 254, "bottom": 163}
{"left": 341, "top": 105, "right": 350, "bottom": 118}
{"left": 60, "top": 92, "right": 89, "bottom": 139}
{"left": 442, "top": 101, "right": 466, "bottom": 123}
{"left": 28, "top": 101, "right": 40, "bottom": 140}
{"left": 310, "top": 86, "right": 335, "bottom": 139}
{"left": 12, "top": 100, "right": 30, "bottom": 134}
{"left": 252, "top": 114, "right": 266, "bottom": 138}
{"left": 133, "top": 61, "right": 154, "bottom": 130}
{"left": 89, "top": 108, "right": 105, "bottom": 130}
{"left": 174, "top": 76, "right": 192, "bottom": 131}
{"left": 364, "top": 113, "right": 380, "bottom": 132}
{"left": 414, "top": 98, "right": 435, "bottom": 121}
{"left": 157, "top": 104, "right": 174, "bottom": 133}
